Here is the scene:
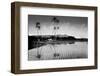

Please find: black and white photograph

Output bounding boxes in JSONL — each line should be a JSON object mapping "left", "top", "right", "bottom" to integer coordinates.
{"left": 28, "top": 15, "right": 88, "bottom": 61}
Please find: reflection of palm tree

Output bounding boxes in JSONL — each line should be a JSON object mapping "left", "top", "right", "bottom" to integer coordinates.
{"left": 35, "top": 22, "right": 41, "bottom": 59}
{"left": 53, "top": 53, "right": 60, "bottom": 59}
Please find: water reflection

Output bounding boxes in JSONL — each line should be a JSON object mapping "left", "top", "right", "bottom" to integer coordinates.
{"left": 31, "top": 40, "right": 75, "bottom": 49}
{"left": 28, "top": 41, "right": 88, "bottom": 61}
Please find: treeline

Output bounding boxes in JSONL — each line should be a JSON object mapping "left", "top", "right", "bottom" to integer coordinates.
{"left": 28, "top": 35, "right": 76, "bottom": 42}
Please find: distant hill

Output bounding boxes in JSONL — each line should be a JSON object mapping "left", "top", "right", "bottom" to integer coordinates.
{"left": 28, "top": 35, "right": 76, "bottom": 41}
{"left": 28, "top": 35, "right": 88, "bottom": 50}
{"left": 28, "top": 34, "right": 88, "bottom": 42}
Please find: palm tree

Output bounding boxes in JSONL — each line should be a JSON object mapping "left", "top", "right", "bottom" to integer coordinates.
{"left": 35, "top": 22, "right": 41, "bottom": 59}
{"left": 36, "top": 22, "right": 41, "bottom": 42}
{"left": 51, "top": 17, "right": 60, "bottom": 40}
{"left": 36, "top": 22, "right": 40, "bottom": 29}
{"left": 36, "top": 22, "right": 40, "bottom": 34}
{"left": 52, "top": 17, "right": 59, "bottom": 24}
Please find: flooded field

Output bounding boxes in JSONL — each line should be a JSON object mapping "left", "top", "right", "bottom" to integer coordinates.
{"left": 28, "top": 41, "right": 88, "bottom": 61}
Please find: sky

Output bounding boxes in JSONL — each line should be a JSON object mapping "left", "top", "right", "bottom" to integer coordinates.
{"left": 28, "top": 15, "right": 88, "bottom": 38}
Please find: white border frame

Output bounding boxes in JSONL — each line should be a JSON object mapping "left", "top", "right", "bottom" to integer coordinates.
{"left": 20, "top": 6, "right": 95, "bottom": 70}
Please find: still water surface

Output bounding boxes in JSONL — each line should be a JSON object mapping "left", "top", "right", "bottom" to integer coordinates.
{"left": 28, "top": 41, "right": 88, "bottom": 61}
